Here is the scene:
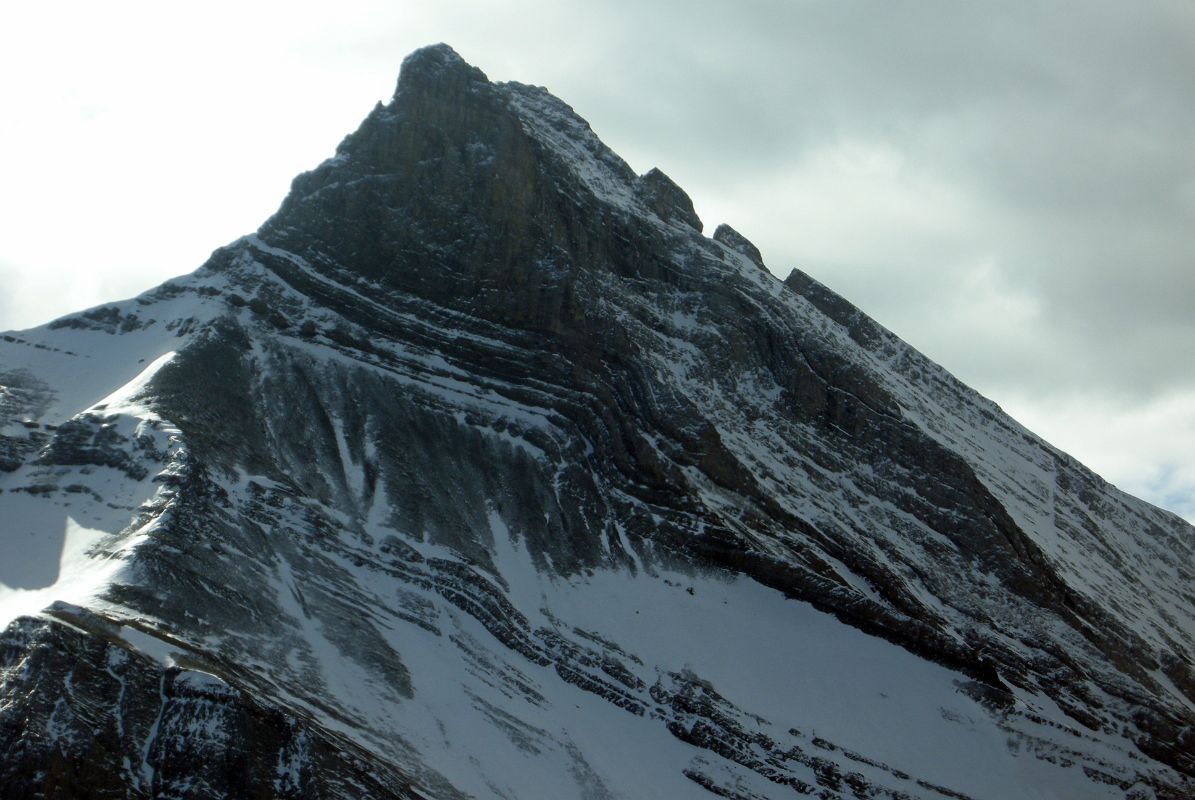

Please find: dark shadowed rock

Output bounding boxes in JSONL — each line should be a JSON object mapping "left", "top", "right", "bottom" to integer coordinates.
{"left": 637, "top": 167, "right": 704, "bottom": 232}
{"left": 712, "top": 223, "right": 765, "bottom": 268}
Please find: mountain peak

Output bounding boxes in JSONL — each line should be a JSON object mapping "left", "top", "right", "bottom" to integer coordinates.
{"left": 2, "top": 43, "right": 1193, "bottom": 800}
{"left": 393, "top": 42, "right": 488, "bottom": 101}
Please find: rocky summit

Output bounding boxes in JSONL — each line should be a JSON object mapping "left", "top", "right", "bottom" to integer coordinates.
{"left": 1, "top": 44, "right": 1193, "bottom": 799}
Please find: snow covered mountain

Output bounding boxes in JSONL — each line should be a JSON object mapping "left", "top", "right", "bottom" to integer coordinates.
{"left": 1, "top": 44, "right": 1192, "bottom": 799}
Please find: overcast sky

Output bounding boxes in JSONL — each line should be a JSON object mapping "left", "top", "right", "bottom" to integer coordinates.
{"left": 2, "top": 1, "right": 1193, "bottom": 521}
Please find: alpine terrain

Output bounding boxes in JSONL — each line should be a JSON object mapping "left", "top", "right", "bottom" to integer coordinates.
{"left": 1, "top": 45, "right": 1193, "bottom": 799}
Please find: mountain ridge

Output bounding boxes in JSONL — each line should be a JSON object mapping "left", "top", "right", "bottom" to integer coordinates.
{"left": 1, "top": 44, "right": 1192, "bottom": 799}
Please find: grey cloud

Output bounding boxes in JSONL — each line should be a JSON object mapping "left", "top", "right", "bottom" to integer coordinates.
{"left": 538, "top": 1, "right": 1195, "bottom": 405}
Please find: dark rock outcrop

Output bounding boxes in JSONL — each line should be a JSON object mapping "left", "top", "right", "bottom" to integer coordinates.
{"left": 0, "top": 609, "right": 424, "bottom": 800}
{"left": 712, "top": 223, "right": 764, "bottom": 268}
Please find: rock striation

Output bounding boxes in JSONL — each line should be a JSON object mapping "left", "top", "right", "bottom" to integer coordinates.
{"left": 0, "top": 44, "right": 1192, "bottom": 799}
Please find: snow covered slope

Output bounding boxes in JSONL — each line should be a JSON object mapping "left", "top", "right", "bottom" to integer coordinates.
{"left": 1, "top": 44, "right": 1192, "bottom": 799}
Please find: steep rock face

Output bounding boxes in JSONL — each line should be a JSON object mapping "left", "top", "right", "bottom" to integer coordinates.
{"left": 0, "top": 607, "right": 421, "bottom": 800}
{"left": 0, "top": 44, "right": 1192, "bottom": 799}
